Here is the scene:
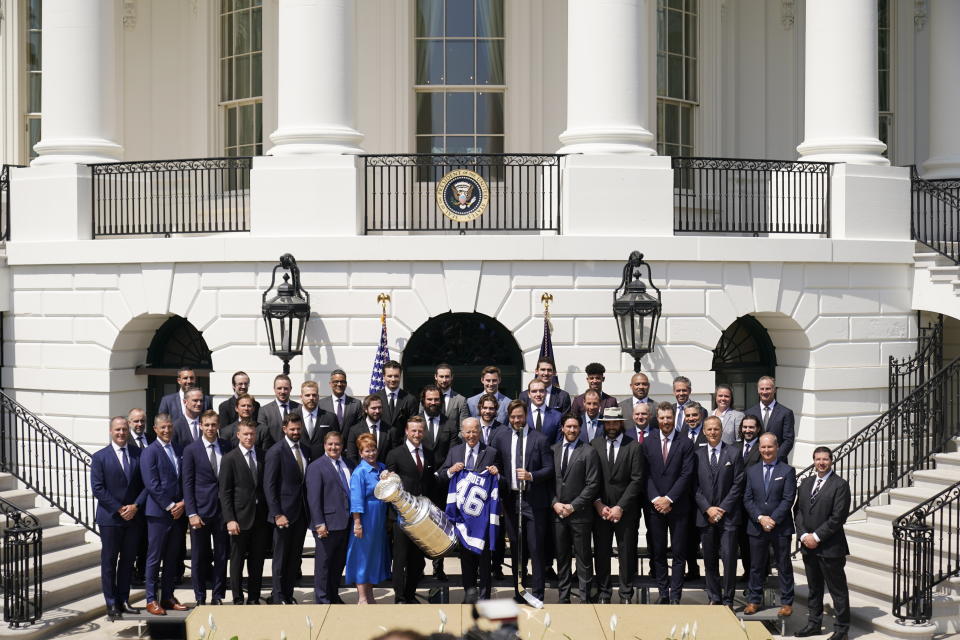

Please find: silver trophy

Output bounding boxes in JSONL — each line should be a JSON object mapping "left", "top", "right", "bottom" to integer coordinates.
{"left": 374, "top": 472, "right": 458, "bottom": 558}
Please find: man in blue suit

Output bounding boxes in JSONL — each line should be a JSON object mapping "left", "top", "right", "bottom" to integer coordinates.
{"left": 157, "top": 367, "right": 212, "bottom": 424}
{"left": 140, "top": 413, "right": 189, "bottom": 615}
{"left": 305, "top": 430, "right": 353, "bottom": 604}
{"left": 263, "top": 412, "right": 312, "bottom": 604}
{"left": 518, "top": 357, "right": 572, "bottom": 414}
{"left": 742, "top": 433, "right": 796, "bottom": 617}
{"left": 467, "top": 366, "right": 513, "bottom": 424}
{"left": 642, "top": 401, "right": 696, "bottom": 604}
{"left": 694, "top": 416, "right": 745, "bottom": 606}
{"left": 91, "top": 416, "right": 147, "bottom": 621}
{"left": 744, "top": 376, "right": 796, "bottom": 462}
{"left": 525, "top": 379, "right": 562, "bottom": 442}
{"left": 182, "top": 410, "right": 231, "bottom": 605}
{"left": 491, "top": 399, "right": 554, "bottom": 603}
{"left": 173, "top": 387, "right": 206, "bottom": 447}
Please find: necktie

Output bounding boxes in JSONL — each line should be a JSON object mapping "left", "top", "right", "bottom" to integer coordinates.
{"left": 514, "top": 430, "right": 524, "bottom": 488}
{"left": 431, "top": 417, "right": 438, "bottom": 441}
{"left": 247, "top": 449, "right": 257, "bottom": 487}
{"left": 306, "top": 413, "right": 315, "bottom": 440}
{"left": 535, "top": 409, "right": 543, "bottom": 432}
{"left": 763, "top": 405, "right": 771, "bottom": 427}
{"left": 561, "top": 443, "right": 570, "bottom": 476}
{"left": 811, "top": 477, "right": 823, "bottom": 501}
{"left": 414, "top": 447, "right": 423, "bottom": 473}
{"left": 763, "top": 464, "right": 773, "bottom": 492}
{"left": 676, "top": 405, "right": 684, "bottom": 429}
{"left": 743, "top": 442, "right": 751, "bottom": 459}
{"left": 607, "top": 440, "right": 615, "bottom": 466}
{"left": 389, "top": 393, "right": 396, "bottom": 412}
{"left": 661, "top": 436, "right": 669, "bottom": 462}
{"left": 293, "top": 444, "right": 304, "bottom": 474}
{"left": 466, "top": 447, "right": 476, "bottom": 471}
{"left": 121, "top": 447, "right": 131, "bottom": 480}
{"left": 165, "top": 444, "right": 178, "bottom": 474}
{"left": 483, "top": 426, "right": 490, "bottom": 444}
{"left": 444, "top": 393, "right": 450, "bottom": 413}
{"left": 710, "top": 448, "right": 718, "bottom": 468}
{"left": 336, "top": 398, "right": 344, "bottom": 424}
{"left": 281, "top": 403, "right": 289, "bottom": 418}
{"left": 192, "top": 420, "right": 199, "bottom": 441}
{"left": 137, "top": 435, "right": 146, "bottom": 449}
{"left": 209, "top": 443, "right": 218, "bottom": 476}
{"left": 336, "top": 459, "right": 348, "bottom": 492}
{"left": 370, "top": 425, "right": 378, "bottom": 446}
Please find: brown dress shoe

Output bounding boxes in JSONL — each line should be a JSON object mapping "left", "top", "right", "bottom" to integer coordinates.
{"left": 145, "top": 601, "right": 166, "bottom": 616}
{"left": 777, "top": 604, "right": 793, "bottom": 616}
{"left": 161, "top": 598, "right": 189, "bottom": 611}
{"left": 743, "top": 603, "right": 760, "bottom": 615}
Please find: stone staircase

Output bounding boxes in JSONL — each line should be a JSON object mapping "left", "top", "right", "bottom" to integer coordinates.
{"left": 912, "top": 249, "right": 960, "bottom": 324}
{"left": 793, "top": 441, "right": 960, "bottom": 640}
{"left": 0, "top": 472, "right": 141, "bottom": 640}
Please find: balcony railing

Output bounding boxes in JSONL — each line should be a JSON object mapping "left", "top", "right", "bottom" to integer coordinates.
{"left": 911, "top": 166, "right": 960, "bottom": 265}
{"left": 361, "top": 154, "right": 562, "bottom": 234}
{"left": 672, "top": 157, "right": 833, "bottom": 235}
{"left": 90, "top": 157, "right": 252, "bottom": 238}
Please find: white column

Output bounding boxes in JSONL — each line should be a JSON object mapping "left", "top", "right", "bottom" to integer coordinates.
{"left": 558, "top": 0, "right": 655, "bottom": 154}
{"left": 31, "top": 0, "right": 122, "bottom": 165}
{"left": 921, "top": 0, "right": 960, "bottom": 178}
{"left": 796, "top": 0, "right": 888, "bottom": 165}
{"left": 269, "top": 0, "right": 363, "bottom": 155}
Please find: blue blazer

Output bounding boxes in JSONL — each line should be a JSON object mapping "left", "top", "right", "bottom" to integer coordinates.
{"left": 182, "top": 437, "right": 231, "bottom": 520}
{"left": 172, "top": 414, "right": 203, "bottom": 449}
{"left": 743, "top": 460, "right": 796, "bottom": 537}
{"left": 263, "top": 439, "right": 313, "bottom": 523}
{"left": 467, "top": 391, "right": 513, "bottom": 424}
{"left": 305, "top": 455, "right": 353, "bottom": 532}
{"left": 641, "top": 429, "right": 696, "bottom": 510}
{"left": 744, "top": 402, "right": 796, "bottom": 461}
{"left": 693, "top": 442, "right": 745, "bottom": 528}
{"left": 91, "top": 444, "right": 147, "bottom": 527}
{"left": 157, "top": 391, "right": 212, "bottom": 424}
{"left": 140, "top": 439, "right": 184, "bottom": 519}
{"left": 526, "top": 405, "right": 562, "bottom": 443}
{"left": 490, "top": 427, "right": 554, "bottom": 510}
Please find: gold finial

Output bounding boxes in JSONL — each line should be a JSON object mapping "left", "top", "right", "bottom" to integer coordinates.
{"left": 377, "top": 293, "right": 390, "bottom": 315}
{"left": 541, "top": 292, "right": 553, "bottom": 310}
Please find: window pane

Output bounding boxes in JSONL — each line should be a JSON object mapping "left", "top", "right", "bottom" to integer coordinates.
{"left": 686, "top": 13, "right": 697, "bottom": 58}
{"left": 446, "top": 136, "right": 473, "bottom": 153}
{"left": 685, "top": 58, "right": 697, "bottom": 101}
{"left": 252, "top": 52, "right": 262, "bottom": 96}
{"left": 256, "top": 102, "right": 263, "bottom": 147}
{"left": 416, "top": 0, "right": 444, "bottom": 36}
{"left": 417, "top": 135, "right": 445, "bottom": 154}
{"left": 656, "top": 53, "right": 667, "bottom": 95}
{"left": 28, "top": 31, "right": 42, "bottom": 71}
{"left": 29, "top": 0, "right": 41, "bottom": 28}
{"left": 476, "top": 92, "right": 503, "bottom": 134}
{"left": 878, "top": 70, "right": 888, "bottom": 112}
{"left": 476, "top": 39, "right": 504, "bottom": 84}
{"left": 227, "top": 108, "right": 237, "bottom": 147}
{"left": 664, "top": 102, "right": 678, "bottom": 142}
{"left": 416, "top": 39, "right": 445, "bottom": 84}
{"left": 446, "top": 0, "right": 474, "bottom": 37}
{"left": 667, "top": 10, "right": 683, "bottom": 53}
{"left": 445, "top": 40, "right": 474, "bottom": 84}
{"left": 667, "top": 55, "right": 683, "bottom": 99}
{"left": 475, "top": 135, "right": 503, "bottom": 154}
{"left": 477, "top": 0, "right": 504, "bottom": 37}
{"left": 221, "top": 12, "right": 231, "bottom": 57}
{"left": 236, "top": 55, "right": 251, "bottom": 99}
{"left": 221, "top": 0, "right": 232, "bottom": 13}
{"left": 252, "top": 7, "right": 262, "bottom": 51}
{"left": 446, "top": 92, "right": 474, "bottom": 134}
{"left": 28, "top": 118, "right": 41, "bottom": 159}
{"left": 240, "top": 104, "right": 255, "bottom": 144}
{"left": 416, "top": 92, "right": 444, "bottom": 135}
{"left": 221, "top": 59, "right": 233, "bottom": 102}
{"left": 680, "top": 105, "right": 691, "bottom": 146}
{"left": 28, "top": 74, "right": 41, "bottom": 113}
{"left": 236, "top": 0, "right": 251, "bottom": 9}
{"left": 668, "top": 0, "right": 683, "bottom": 9}
{"left": 236, "top": 10, "right": 251, "bottom": 54}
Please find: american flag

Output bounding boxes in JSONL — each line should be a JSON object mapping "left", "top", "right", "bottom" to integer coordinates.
{"left": 539, "top": 312, "right": 559, "bottom": 386}
{"left": 368, "top": 311, "right": 389, "bottom": 394}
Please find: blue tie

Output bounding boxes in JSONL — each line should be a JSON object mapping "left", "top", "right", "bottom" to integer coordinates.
{"left": 763, "top": 464, "right": 773, "bottom": 493}
{"left": 165, "top": 444, "right": 178, "bottom": 474}
{"left": 121, "top": 447, "right": 131, "bottom": 481}
{"left": 336, "top": 459, "right": 348, "bottom": 492}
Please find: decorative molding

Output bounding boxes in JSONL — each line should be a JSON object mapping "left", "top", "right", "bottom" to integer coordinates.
{"left": 122, "top": 0, "right": 137, "bottom": 30}
{"left": 914, "top": 0, "right": 928, "bottom": 31}
{"left": 781, "top": 0, "right": 795, "bottom": 30}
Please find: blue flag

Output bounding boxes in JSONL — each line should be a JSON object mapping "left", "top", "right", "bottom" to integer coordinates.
{"left": 368, "top": 312, "right": 389, "bottom": 394}
{"left": 538, "top": 313, "right": 559, "bottom": 386}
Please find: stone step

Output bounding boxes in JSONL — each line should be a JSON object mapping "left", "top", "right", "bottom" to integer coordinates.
{"left": 844, "top": 520, "right": 897, "bottom": 551}
{"left": 41, "top": 523, "right": 90, "bottom": 554}
{"left": 0, "top": 488, "right": 38, "bottom": 510}
{"left": 0, "top": 592, "right": 135, "bottom": 640}
{"left": 42, "top": 565, "right": 108, "bottom": 611}
{"left": 912, "top": 466, "right": 960, "bottom": 489}
{"left": 888, "top": 486, "right": 942, "bottom": 509}
{"left": 41, "top": 542, "right": 102, "bottom": 581}
{"left": 926, "top": 265, "right": 960, "bottom": 282}
{"left": 0, "top": 506, "right": 62, "bottom": 533}
{"left": 0, "top": 472, "right": 17, "bottom": 491}
{"left": 934, "top": 452, "right": 960, "bottom": 469}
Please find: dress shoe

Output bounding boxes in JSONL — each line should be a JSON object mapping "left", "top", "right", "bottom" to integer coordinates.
{"left": 558, "top": 597, "right": 571, "bottom": 604}
{"left": 544, "top": 567, "right": 558, "bottom": 581}
{"left": 161, "top": 598, "right": 188, "bottom": 611}
{"left": 284, "top": 596, "right": 298, "bottom": 605}
{"left": 777, "top": 604, "right": 793, "bottom": 617}
{"left": 434, "top": 569, "right": 448, "bottom": 582}
{"left": 597, "top": 597, "right": 611, "bottom": 604}
{"left": 743, "top": 602, "right": 760, "bottom": 615}
{"left": 670, "top": 600, "right": 680, "bottom": 605}
{"left": 618, "top": 595, "right": 633, "bottom": 604}
{"left": 196, "top": 598, "right": 206, "bottom": 606}
{"left": 120, "top": 603, "right": 141, "bottom": 615}
{"left": 106, "top": 607, "right": 122, "bottom": 621}
{"left": 492, "top": 569, "right": 505, "bottom": 581}
{"left": 246, "top": 598, "right": 262, "bottom": 605}
{"left": 145, "top": 601, "right": 166, "bottom": 616}
{"left": 233, "top": 597, "right": 245, "bottom": 605}
{"left": 131, "top": 577, "right": 145, "bottom": 587}
{"left": 827, "top": 632, "right": 848, "bottom": 640}
{"left": 211, "top": 598, "right": 223, "bottom": 605}
{"left": 656, "top": 596, "right": 670, "bottom": 605}
{"left": 795, "top": 624, "right": 822, "bottom": 637}
{"left": 684, "top": 571, "right": 701, "bottom": 581}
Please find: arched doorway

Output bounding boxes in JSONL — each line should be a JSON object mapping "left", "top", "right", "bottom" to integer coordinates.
{"left": 712, "top": 315, "right": 776, "bottom": 411}
{"left": 402, "top": 312, "right": 524, "bottom": 399}
{"left": 139, "top": 316, "right": 213, "bottom": 423}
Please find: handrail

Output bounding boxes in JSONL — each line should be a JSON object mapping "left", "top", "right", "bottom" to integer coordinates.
{"left": 1, "top": 495, "right": 42, "bottom": 627}
{"left": 890, "top": 314, "right": 943, "bottom": 408}
{"left": 797, "top": 355, "right": 960, "bottom": 514}
{"left": 892, "top": 480, "right": 960, "bottom": 624}
{"left": 0, "top": 391, "right": 97, "bottom": 534}
{"left": 911, "top": 165, "right": 960, "bottom": 265}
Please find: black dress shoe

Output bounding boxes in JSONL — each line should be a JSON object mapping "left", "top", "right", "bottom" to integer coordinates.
{"left": 106, "top": 607, "right": 122, "bottom": 621}
{"left": 558, "top": 597, "right": 571, "bottom": 604}
{"left": 233, "top": 598, "right": 246, "bottom": 605}
{"left": 211, "top": 598, "right": 223, "bottom": 605}
{"left": 826, "top": 633, "right": 848, "bottom": 640}
{"left": 131, "top": 577, "right": 145, "bottom": 587}
{"left": 794, "top": 625, "right": 821, "bottom": 637}
{"left": 435, "top": 569, "right": 448, "bottom": 582}
{"left": 284, "top": 596, "right": 298, "bottom": 605}
{"left": 246, "top": 598, "right": 262, "bottom": 605}
{"left": 196, "top": 598, "right": 206, "bottom": 606}
{"left": 544, "top": 567, "right": 558, "bottom": 581}
{"left": 670, "top": 599, "right": 681, "bottom": 605}
{"left": 492, "top": 569, "right": 505, "bottom": 581}
{"left": 120, "top": 603, "right": 141, "bottom": 614}
{"left": 657, "top": 596, "right": 670, "bottom": 605}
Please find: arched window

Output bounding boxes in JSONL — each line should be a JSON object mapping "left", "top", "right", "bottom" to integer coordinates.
{"left": 712, "top": 315, "right": 776, "bottom": 410}
{"left": 402, "top": 311, "right": 523, "bottom": 398}
{"left": 142, "top": 316, "right": 213, "bottom": 422}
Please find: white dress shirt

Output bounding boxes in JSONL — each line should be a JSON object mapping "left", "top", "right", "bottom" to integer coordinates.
{"left": 509, "top": 426, "right": 530, "bottom": 491}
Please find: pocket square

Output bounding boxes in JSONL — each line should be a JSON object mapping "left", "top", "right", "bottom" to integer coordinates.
{"left": 724, "top": 461, "right": 732, "bottom": 466}
{"left": 774, "top": 476, "right": 784, "bottom": 481}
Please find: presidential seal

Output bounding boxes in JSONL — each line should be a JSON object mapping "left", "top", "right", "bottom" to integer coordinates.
{"left": 436, "top": 169, "right": 489, "bottom": 223}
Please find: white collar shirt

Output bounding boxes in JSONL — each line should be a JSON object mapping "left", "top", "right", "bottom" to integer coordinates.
{"left": 329, "top": 455, "right": 350, "bottom": 486}
{"left": 604, "top": 432, "right": 624, "bottom": 464}
{"left": 509, "top": 426, "right": 530, "bottom": 491}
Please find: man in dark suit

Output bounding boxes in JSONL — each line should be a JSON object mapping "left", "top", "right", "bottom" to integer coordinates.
{"left": 128, "top": 408, "right": 153, "bottom": 450}
{"left": 174, "top": 387, "right": 206, "bottom": 447}
{"left": 744, "top": 376, "right": 795, "bottom": 461}
{"left": 671, "top": 376, "right": 693, "bottom": 432}
{"left": 467, "top": 366, "right": 513, "bottom": 424}
{"left": 345, "top": 395, "right": 393, "bottom": 465}
{"left": 420, "top": 384, "right": 461, "bottom": 468}
{"left": 257, "top": 374, "right": 301, "bottom": 451}
{"left": 642, "top": 402, "right": 696, "bottom": 604}
{"left": 526, "top": 379, "right": 563, "bottom": 442}
{"left": 570, "top": 362, "right": 618, "bottom": 415}
{"left": 682, "top": 402, "right": 707, "bottom": 445}
{"left": 91, "top": 416, "right": 147, "bottom": 620}
{"left": 491, "top": 399, "right": 554, "bottom": 603}
{"left": 218, "top": 370, "right": 260, "bottom": 427}
{"left": 318, "top": 369, "right": 362, "bottom": 432}
{"left": 519, "top": 356, "right": 572, "bottom": 414}
{"left": 385, "top": 415, "right": 436, "bottom": 603}
{"left": 591, "top": 406, "right": 645, "bottom": 604}
{"left": 431, "top": 363, "right": 471, "bottom": 424}
{"left": 219, "top": 419, "right": 269, "bottom": 605}
{"left": 794, "top": 447, "right": 851, "bottom": 640}
{"left": 182, "top": 410, "right": 231, "bottom": 605}
{"left": 140, "top": 413, "right": 189, "bottom": 615}
{"left": 552, "top": 413, "right": 600, "bottom": 603}
{"left": 157, "top": 367, "right": 212, "bottom": 423}
{"left": 578, "top": 389, "right": 603, "bottom": 444}
{"left": 736, "top": 414, "right": 763, "bottom": 579}
{"left": 376, "top": 360, "right": 419, "bottom": 434}
{"left": 296, "top": 380, "right": 338, "bottom": 460}
{"left": 629, "top": 401, "right": 655, "bottom": 442}
{"left": 438, "top": 418, "right": 501, "bottom": 602}
{"left": 220, "top": 393, "right": 257, "bottom": 445}
{"left": 619, "top": 372, "right": 656, "bottom": 430}
{"left": 694, "top": 416, "right": 745, "bottom": 606}
{"left": 742, "top": 433, "right": 796, "bottom": 617}
{"left": 263, "top": 413, "right": 312, "bottom": 604}
{"left": 305, "top": 431, "right": 353, "bottom": 605}
{"left": 126, "top": 408, "right": 151, "bottom": 587}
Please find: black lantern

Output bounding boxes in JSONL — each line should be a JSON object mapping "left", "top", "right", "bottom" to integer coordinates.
{"left": 613, "top": 251, "right": 662, "bottom": 373}
{"left": 262, "top": 253, "right": 311, "bottom": 375}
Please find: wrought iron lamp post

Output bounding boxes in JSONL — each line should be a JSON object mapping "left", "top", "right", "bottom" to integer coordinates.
{"left": 613, "top": 251, "right": 662, "bottom": 373}
{"left": 261, "top": 253, "right": 311, "bottom": 375}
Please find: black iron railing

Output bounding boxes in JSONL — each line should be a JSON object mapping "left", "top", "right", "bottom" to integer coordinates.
{"left": 362, "top": 154, "right": 562, "bottom": 233}
{"left": 672, "top": 157, "right": 833, "bottom": 235}
{"left": 0, "top": 165, "right": 25, "bottom": 241}
{"left": 893, "top": 480, "right": 960, "bottom": 624}
{"left": 912, "top": 166, "right": 960, "bottom": 265}
{"left": 1, "top": 496, "right": 42, "bottom": 627}
{"left": 0, "top": 392, "right": 96, "bottom": 534}
{"left": 890, "top": 314, "right": 944, "bottom": 408}
{"left": 90, "top": 157, "right": 252, "bottom": 237}
{"left": 797, "top": 355, "right": 960, "bottom": 514}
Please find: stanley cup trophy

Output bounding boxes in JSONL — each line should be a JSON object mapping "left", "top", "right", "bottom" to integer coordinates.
{"left": 374, "top": 472, "right": 458, "bottom": 558}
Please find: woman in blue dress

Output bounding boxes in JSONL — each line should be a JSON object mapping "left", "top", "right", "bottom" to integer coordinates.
{"left": 345, "top": 433, "right": 391, "bottom": 604}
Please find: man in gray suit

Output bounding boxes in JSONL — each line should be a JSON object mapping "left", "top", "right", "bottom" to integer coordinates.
{"left": 430, "top": 363, "right": 470, "bottom": 424}
{"left": 318, "top": 369, "right": 362, "bottom": 432}
{"left": 467, "top": 366, "right": 513, "bottom": 424}
{"left": 256, "top": 374, "right": 301, "bottom": 451}
{"left": 619, "top": 372, "right": 655, "bottom": 431}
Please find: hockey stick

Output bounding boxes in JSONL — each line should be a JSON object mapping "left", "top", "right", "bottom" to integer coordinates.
{"left": 515, "top": 462, "right": 543, "bottom": 608}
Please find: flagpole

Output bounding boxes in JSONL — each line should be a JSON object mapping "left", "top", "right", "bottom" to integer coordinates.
{"left": 369, "top": 293, "right": 392, "bottom": 395}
